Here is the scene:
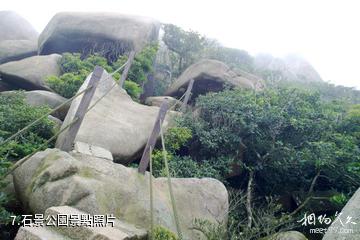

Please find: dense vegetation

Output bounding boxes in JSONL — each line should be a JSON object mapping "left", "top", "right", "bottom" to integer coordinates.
{"left": 47, "top": 44, "right": 158, "bottom": 100}
{"left": 152, "top": 87, "right": 360, "bottom": 239}
{"left": 0, "top": 92, "right": 56, "bottom": 238}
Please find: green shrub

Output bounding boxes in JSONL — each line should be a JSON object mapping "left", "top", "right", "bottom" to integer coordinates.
{"left": 47, "top": 73, "right": 85, "bottom": 98}
{"left": 152, "top": 225, "right": 178, "bottom": 240}
{"left": 168, "top": 156, "right": 222, "bottom": 180}
{"left": 47, "top": 44, "right": 158, "bottom": 100}
{"left": 151, "top": 127, "right": 192, "bottom": 177}
{"left": 0, "top": 91, "right": 55, "bottom": 225}
{"left": 124, "top": 81, "right": 142, "bottom": 100}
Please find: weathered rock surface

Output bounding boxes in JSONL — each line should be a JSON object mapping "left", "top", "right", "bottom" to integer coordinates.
{"left": 73, "top": 141, "right": 113, "bottom": 161}
{"left": 0, "top": 11, "right": 38, "bottom": 64}
{"left": 38, "top": 12, "right": 160, "bottom": 56}
{"left": 0, "top": 54, "right": 62, "bottom": 91}
{"left": 322, "top": 187, "right": 360, "bottom": 240}
{"left": 0, "top": 40, "right": 38, "bottom": 64}
{"left": 15, "top": 206, "right": 147, "bottom": 240}
{"left": 165, "top": 59, "right": 260, "bottom": 101}
{"left": 145, "top": 96, "right": 178, "bottom": 107}
{"left": 13, "top": 148, "right": 228, "bottom": 240}
{"left": 56, "top": 70, "right": 174, "bottom": 163}
{"left": 0, "top": 11, "right": 38, "bottom": 41}
{"left": 262, "top": 231, "right": 308, "bottom": 240}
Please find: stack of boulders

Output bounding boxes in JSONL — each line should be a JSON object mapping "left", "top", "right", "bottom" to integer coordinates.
{"left": 0, "top": 11, "right": 266, "bottom": 240}
{"left": 12, "top": 148, "right": 229, "bottom": 240}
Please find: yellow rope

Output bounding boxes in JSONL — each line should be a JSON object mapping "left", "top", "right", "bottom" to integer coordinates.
{"left": 149, "top": 146, "right": 154, "bottom": 240}
{"left": 160, "top": 125, "right": 183, "bottom": 239}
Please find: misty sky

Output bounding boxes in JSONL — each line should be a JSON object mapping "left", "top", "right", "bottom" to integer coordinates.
{"left": 2, "top": 0, "right": 359, "bottom": 89}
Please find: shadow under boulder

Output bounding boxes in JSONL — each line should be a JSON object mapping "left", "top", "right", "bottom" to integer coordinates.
{"left": 165, "top": 59, "right": 263, "bottom": 102}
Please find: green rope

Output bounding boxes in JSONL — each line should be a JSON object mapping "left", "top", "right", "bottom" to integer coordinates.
{"left": 160, "top": 125, "right": 183, "bottom": 240}
{"left": 149, "top": 146, "right": 154, "bottom": 240}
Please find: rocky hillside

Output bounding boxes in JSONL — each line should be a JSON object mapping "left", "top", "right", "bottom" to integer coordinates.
{"left": 0, "top": 11, "right": 359, "bottom": 240}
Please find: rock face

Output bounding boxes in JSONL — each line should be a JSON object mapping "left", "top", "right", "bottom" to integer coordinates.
{"left": 0, "top": 40, "right": 38, "bottom": 65}
{"left": 0, "top": 54, "right": 61, "bottom": 91}
{"left": 0, "top": 11, "right": 38, "bottom": 64}
{"left": 56, "top": 70, "right": 174, "bottom": 164}
{"left": 145, "top": 96, "right": 178, "bottom": 107}
{"left": 0, "top": 11, "right": 38, "bottom": 41}
{"left": 322, "top": 188, "right": 360, "bottom": 240}
{"left": 165, "top": 59, "right": 260, "bottom": 101}
{"left": 73, "top": 141, "right": 113, "bottom": 161}
{"left": 38, "top": 12, "right": 160, "bottom": 57}
{"left": 13, "top": 148, "right": 229, "bottom": 240}
{"left": 15, "top": 206, "right": 147, "bottom": 240}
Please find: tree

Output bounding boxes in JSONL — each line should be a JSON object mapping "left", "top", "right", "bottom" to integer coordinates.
{"left": 163, "top": 24, "right": 206, "bottom": 75}
{"left": 47, "top": 44, "right": 158, "bottom": 100}
{"left": 179, "top": 87, "right": 360, "bottom": 229}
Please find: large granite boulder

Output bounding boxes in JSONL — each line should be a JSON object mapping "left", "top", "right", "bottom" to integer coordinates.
{"left": 0, "top": 11, "right": 38, "bottom": 41}
{"left": 0, "top": 54, "right": 61, "bottom": 91}
{"left": 0, "top": 40, "right": 38, "bottom": 65}
{"left": 165, "top": 59, "right": 260, "bottom": 101}
{"left": 0, "top": 11, "right": 38, "bottom": 64}
{"left": 15, "top": 206, "right": 147, "bottom": 240}
{"left": 38, "top": 12, "right": 160, "bottom": 57}
{"left": 13, "top": 148, "right": 228, "bottom": 240}
{"left": 323, "top": 187, "right": 360, "bottom": 240}
{"left": 56, "top": 70, "right": 174, "bottom": 163}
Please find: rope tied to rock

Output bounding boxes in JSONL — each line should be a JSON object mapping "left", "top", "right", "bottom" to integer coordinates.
{"left": 1, "top": 58, "right": 130, "bottom": 178}
{"left": 160, "top": 124, "right": 183, "bottom": 239}
{"left": 0, "top": 59, "right": 129, "bottom": 148}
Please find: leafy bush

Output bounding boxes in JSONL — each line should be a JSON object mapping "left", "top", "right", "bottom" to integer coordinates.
{"left": 151, "top": 127, "right": 192, "bottom": 177}
{"left": 124, "top": 81, "right": 142, "bottom": 100}
{"left": 47, "top": 44, "right": 158, "bottom": 100}
{"left": 167, "top": 87, "right": 360, "bottom": 239}
{"left": 152, "top": 225, "right": 178, "bottom": 240}
{"left": 47, "top": 73, "right": 84, "bottom": 98}
{"left": 113, "top": 44, "right": 158, "bottom": 87}
{"left": 0, "top": 91, "right": 55, "bottom": 225}
{"left": 0, "top": 92, "right": 55, "bottom": 161}
{"left": 168, "top": 156, "right": 222, "bottom": 180}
